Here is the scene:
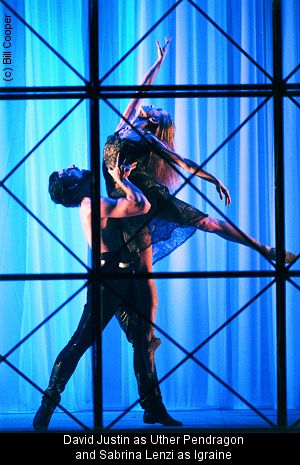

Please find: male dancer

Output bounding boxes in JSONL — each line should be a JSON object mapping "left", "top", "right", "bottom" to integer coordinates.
{"left": 33, "top": 161, "right": 181, "bottom": 431}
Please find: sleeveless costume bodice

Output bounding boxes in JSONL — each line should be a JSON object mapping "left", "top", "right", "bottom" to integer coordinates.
{"left": 103, "top": 132, "right": 208, "bottom": 264}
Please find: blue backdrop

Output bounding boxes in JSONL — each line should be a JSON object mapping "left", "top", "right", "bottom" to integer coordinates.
{"left": 1, "top": 0, "right": 300, "bottom": 427}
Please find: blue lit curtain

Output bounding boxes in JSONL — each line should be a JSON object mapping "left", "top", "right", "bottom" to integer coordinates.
{"left": 1, "top": 0, "right": 299, "bottom": 423}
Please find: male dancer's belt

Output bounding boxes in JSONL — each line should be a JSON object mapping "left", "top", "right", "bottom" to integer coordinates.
{"left": 100, "top": 259, "right": 131, "bottom": 269}
{"left": 100, "top": 251, "right": 133, "bottom": 269}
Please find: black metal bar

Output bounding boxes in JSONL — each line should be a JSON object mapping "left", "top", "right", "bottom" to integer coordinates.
{"left": 1, "top": 99, "right": 84, "bottom": 185}
{"left": 0, "top": 357, "right": 91, "bottom": 430}
{"left": 1, "top": 185, "right": 90, "bottom": 270}
{"left": 106, "top": 356, "right": 276, "bottom": 430}
{"left": 98, "top": 0, "right": 183, "bottom": 84}
{"left": 0, "top": 91, "right": 274, "bottom": 100}
{"left": 2, "top": 82, "right": 300, "bottom": 93}
{"left": 1, "top": 89, "right": 300, "bottom": 100}
{"left": 0, "top": 93, "right": 88, "bottom": 100}
{"left": 104, "top": 284, "right": 277, "bottom": 431}
{"left": 0, "top": 85, "right": 87, "bottom": 92}
{"left": 284, "top": 63, "right": 300, "bottom": 82}
{"left": 101, "top": 280, "right": 276, "bottom": 430}
{"left": 273, "top": 0, "right": 287, "bottom": 427}
{"left": 89, "top": 0, "right": 102, "bottom": 432}
{"left": 287, "top": 94, "right": 300, "bottom": 112}
{"left": 291, "top": 417, "right": 300, "bottom": 428}
{"left": 97, "top": 91, "right": 273, "bottom": 99}
{"left": 199, "top": 97, "right": 271, "bottom": 170}
{"left": 3, "top": 282, "right": 88, "bottom": 359}
{"left": 0, "top": 0, "right": 88, "bottom": 84}
{"left": 287, "top": 277, "right": 300, "bottom": 293}
{"left": 188, "top": 0, "right": 273, "bottom": 82}
{"left": 101, "top": 98, "right": 276, "bottom": 267}
{"left": 0, "top": 82, "right": 299, "bottom": 95}
{"left": 1, "top": 269, "right": 296, "bottom": 282}
{"left": 0, "top": 0, "right": 298, "bottom": 431}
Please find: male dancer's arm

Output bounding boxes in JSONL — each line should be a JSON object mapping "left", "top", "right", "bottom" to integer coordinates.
{"left": 80, "top": 163, "right": 150, "bottom": 245}
{"left": 101, "top": 163, "right": 150, "bottom": 218}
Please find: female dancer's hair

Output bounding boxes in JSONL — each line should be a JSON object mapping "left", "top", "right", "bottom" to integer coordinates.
{"left": 147, "top": 109, "right": 181, "bottom": 190}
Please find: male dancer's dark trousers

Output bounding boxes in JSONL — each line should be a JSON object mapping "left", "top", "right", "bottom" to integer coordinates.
{"left": 41, "top": 253, "right": 162, "bottom": 412}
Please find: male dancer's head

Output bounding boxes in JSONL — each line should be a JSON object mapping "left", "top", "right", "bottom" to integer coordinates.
{"left": 48, "top": 165, "right": 91, "bottom": 207}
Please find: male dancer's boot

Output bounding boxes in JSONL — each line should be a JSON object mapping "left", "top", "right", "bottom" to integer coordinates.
{"left": 115, "top": 306, "right": 182, "bottom": 427}
{"left": 33, "top": 362, "right": 65, "bottom": 431}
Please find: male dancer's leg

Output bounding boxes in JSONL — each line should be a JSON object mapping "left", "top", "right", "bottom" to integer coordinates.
{"left": 115, "top": 305, "right": 182, "bottom": 426}
{"left": 33, "top": 268, "right": 132, "bottom": 431}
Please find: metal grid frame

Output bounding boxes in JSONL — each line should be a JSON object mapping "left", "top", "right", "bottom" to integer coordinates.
{"left": 0, "top": 0, "right": 300, "bottom": 431}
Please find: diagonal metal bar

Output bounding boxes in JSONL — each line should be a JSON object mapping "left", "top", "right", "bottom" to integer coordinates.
{"left": 193, "top": 186, "right": 275, "bottom": 266}
{"left": 102, "top": 275, "right": 275, "bottom": 358}
{"left": 0, "top": 184, "right": 90, "bottom": 271}
{"left": 2, "top": 282, "right": 88, "bottom": 360}
{"left": 287, "top": 277, "right": 300, "bottom": 293}
{"left": 291, "top": 419, "right": 300, "bottom": 428}
{"left": 102, "top": 97, "right": 269, "bottom": 199}
{"left": 0, "top": 356, "right": 91, "bottom": 431}
{"left": 98, "top": 275, "right": 274, "bottom": 379}
{"left": 284, "top": 63, "right": 300, "bottom": 83}
{"left": 99, "top": 0, "right": 183, "bottom": 84}
{"left": 188, "top": 0, "right": 273, "bottom": 82}
{"left": 105, "top": 353, "right": 275, "bottom": 430}
{"left": 2, "top": 2, "right": 294, "bottom": 430}
{"left": 286, "top": 253, "right": 300, "bottom": 271}
{"left": 0, "top": 0, "right": 88, "bottom": 84}
{"left": 102, "top": 98, "right": 275, "bottom": 267}
{"left": 199, "top": 97, "right": 271, "bottom": 170}
{"left": 1, "top": 99, "right": 84, "bottom": 185}
{"left": 287, "top": 94, "right": 300, "bottom": 113}
{"left": 104, "top": 280, "right": 276, "bottom": 429}
{"left": 287, "top": 94, "right": 300, "bottom": 111}
{"left": 101, "top": 277, "right": 276, "bottom": 429}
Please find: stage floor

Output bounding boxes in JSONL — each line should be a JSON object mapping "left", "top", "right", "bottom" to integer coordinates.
{"left": 1, "top": 409, "right": 299, "bottom": 432}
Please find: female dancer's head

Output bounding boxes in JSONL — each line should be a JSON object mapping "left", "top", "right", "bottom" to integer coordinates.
{"left": 49, "top": 166, "right": 91, "bottom": 207}
{"left": 139, "top": 104, "right": 180, "bottom": 189}
{"left": 139, "top": 104, "right": 175, "bottom": 149}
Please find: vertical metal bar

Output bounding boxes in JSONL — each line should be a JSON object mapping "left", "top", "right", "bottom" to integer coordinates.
{"left": 89, "top": 0, "right": 102, "bottom": 431}
{"left": 272, "top": 0, "right": 287, "bottom": 427}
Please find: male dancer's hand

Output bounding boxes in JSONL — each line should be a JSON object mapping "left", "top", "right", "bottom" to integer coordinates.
{"left": 108, "top": 155, "right": 137, "bottom": 183}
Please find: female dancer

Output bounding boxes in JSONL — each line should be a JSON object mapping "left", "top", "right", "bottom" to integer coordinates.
{"left": 102, "top": 39, "right": 296, "bottom": 344}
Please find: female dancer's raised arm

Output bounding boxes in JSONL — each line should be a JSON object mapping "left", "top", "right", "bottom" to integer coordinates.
{"left": 145, "top": 132, "right": 232, "bottom": 206}
{"left": 115, "top": 38, "right": 171, "bottom": 132}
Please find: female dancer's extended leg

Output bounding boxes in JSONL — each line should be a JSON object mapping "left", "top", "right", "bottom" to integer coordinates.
{"left": 197, "top": 216, "right": 296, "bottom": 263}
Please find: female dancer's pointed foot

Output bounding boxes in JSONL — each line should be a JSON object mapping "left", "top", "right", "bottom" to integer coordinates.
{"left": 269, "top": 248, "right": 297, "bottom": 264}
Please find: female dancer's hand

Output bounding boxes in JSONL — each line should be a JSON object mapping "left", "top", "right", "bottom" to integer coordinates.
{"left": 216, "top": 180, "right": 231, "bottom": 206}
{"left": 156, "top": 37, "right": 172, "bottom": 63}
